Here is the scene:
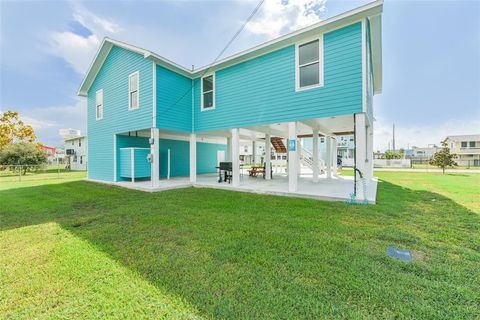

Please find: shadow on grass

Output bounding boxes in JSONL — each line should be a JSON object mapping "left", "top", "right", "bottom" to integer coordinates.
{"left": 1, "top": 179, "right": 479, "bottom": 319}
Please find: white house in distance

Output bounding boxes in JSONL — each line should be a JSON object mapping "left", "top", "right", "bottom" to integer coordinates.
{"left": 405, "top": 145, "right": 440, "bottom": 160}
{"left": 446, "top": 134, "right": 480, "bottom": 167}
{"left": 60, "top": 129, "right": 88, "bottom": 171}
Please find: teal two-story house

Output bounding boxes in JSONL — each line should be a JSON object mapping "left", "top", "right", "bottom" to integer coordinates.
{"left": 78, "top": 1, "right": 383, "bottom": 201}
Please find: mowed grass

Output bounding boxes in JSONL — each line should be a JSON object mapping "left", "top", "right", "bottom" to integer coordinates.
{"left": 0, "top": 171, "right": 479, "bottom": 319}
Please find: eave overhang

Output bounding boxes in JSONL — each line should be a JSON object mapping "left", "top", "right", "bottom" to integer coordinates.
{"left": 78, "top": 0, "right": 383, "bottom": 97}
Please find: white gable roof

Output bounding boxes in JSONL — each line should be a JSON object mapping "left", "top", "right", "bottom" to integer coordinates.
{"left": 78, "top": 0, "right": 383, "bottom": 97}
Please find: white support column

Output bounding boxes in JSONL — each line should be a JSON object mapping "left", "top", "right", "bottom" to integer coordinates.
{"left": 365, "top": 123, "right": 374, "bottom": 180}
{"left": 231, "top": 128, "right": 240, "bottom": 187}
{"left": 288, "top": 122, "right": 298, "bottom": 192}
{"left": 312, "top": 129, "right": 319, "bottom": 183}
{"left": 189, "top": 133, "right": 197, "bottom": 183}
{"left": 113, "top": 134, "right": 117, "bottom": 182}
{"left": 298, "top": 138, "right": 302, "bottom": 176}
{"left": 332, "top": 137, "right": 338, "bottom": 176}
{"left": 265, "top": 134, "right": 271, "bottom": 180}
{"left": 326, "top": 136, "right": 332, "bottom": 178}
{"left": 152, "top": 128, "right": 160, "bottom": 187}
{"left": 252, "top": 141, "right": 256, "bottom": 165}
{"left": 355, "top": 113, "right": 367, "bottom": 198}
{"left": 226, "top": 137, "right": 232, "bottom": 161}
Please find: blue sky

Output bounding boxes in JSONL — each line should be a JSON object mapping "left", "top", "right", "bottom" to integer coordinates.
{"left": 1, "top": 0, "right": 479, "bottom": 150}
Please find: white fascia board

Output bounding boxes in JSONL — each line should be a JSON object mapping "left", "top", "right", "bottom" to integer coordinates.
{"left": 77, "top": 39, "right": 113, "bottom": 97}
{"left": 369, "top": 14, "right": 382, "bottom": 94}
{"left": 145, "top": 53, "right": 192, "bottom": 78}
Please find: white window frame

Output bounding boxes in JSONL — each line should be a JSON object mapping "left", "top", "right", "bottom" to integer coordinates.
{"left": 201, "top": 73, "right": 215, "bottom": 111}
{"left": 295, "top": 35, "right": 324, "bottom": 91}
{"left": 128, "top": 71, "right": 140, "bottom": 111}
{"left": 95, "top": 89, "right": 103, "bottom": 120}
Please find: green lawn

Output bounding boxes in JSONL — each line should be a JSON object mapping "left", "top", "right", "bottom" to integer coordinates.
{"left": 0, "top": 171, "right": 479, "bottom": 319}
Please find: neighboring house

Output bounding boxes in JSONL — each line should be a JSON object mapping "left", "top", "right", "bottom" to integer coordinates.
{"left": 64, "top": 136, "right": 88, "bottom": 171}
{"left": 446, "top": 134, "right": 480, "bottom": 167}
{"left": 77, "top": 1, "right": 382, "bottom": 198}
{"left": 405, "top": 145, "right": 440, "bottom": 160}
{"left": 239, "top": 141, "right": 265, "bottom": 164}
{"left": 41, "top": 145, "right": 57, "bottom": 164}
{"left": 336, "top": 135, "right": 355, "bottom": 160}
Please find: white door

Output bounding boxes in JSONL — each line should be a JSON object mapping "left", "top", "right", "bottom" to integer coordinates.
{"left": 217, "top": 150, "right": 225, "bottom": 165}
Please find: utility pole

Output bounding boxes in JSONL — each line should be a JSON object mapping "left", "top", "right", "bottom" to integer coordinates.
{"left": 392, "top": 123, "right": 396, "bottom": 152}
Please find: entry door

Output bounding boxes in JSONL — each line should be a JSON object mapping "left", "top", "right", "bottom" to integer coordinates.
{"left": 217, "top": 150, "right": 225, "bottom": 165}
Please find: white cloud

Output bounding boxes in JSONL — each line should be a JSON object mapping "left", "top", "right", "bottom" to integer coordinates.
{"left": 48, "top": 3, "right": 122, "bottom": 74}
{"left": 374, "top": 117, "right": 480, "bottom": 151}
{"left": 4, "top": 99, "right": 87, "bottom": 147}
{"left": 245, "top": 0, "right": 327, "bottom": 38}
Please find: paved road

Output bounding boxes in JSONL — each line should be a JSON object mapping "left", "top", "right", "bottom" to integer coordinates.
{"left": 373, "top": 168, "right": 480, "bottom": 173}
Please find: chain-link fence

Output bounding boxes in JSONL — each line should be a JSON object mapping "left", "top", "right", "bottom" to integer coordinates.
{"left": 0, "top": 164, "right": 83, "bottom": 183}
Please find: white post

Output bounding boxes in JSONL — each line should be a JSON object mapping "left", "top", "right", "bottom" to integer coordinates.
{"left": 131, "top": 148, "right": 135, "bottom": 183}
{"left": 152, "top": 128, "right": 160, "bottom": 187}
{"left": 190, "top": 133, "right": 197, "bottom": 183}
{"left": 226, "top": 137, "right": 232, "bottom": 161}
{"left": 312, "top": 129, "right": 319, "bottom": 183}
{"left": 231, "top": 128, "right": 240, "bottom": 187}
{"left": 365, "top": 123, "right": 374, "bottom": 180}
{"left": 288, "top": 122, "right": 298, "bottom": 192}
{"left": 332, "top": 137, "right": 338, "bottom": 176}
{"left": 355, "top": 113, "right": 367, "bottom": 198}
{"left": 252, "top": 141, "right": 256, "bottom": 165}
{"left": 298, "top": 138, "right": 302, "bottom": 176}
{"left": 167, "top": 149, "right": 171, "bottom": 180}
{"left": 326, "top": 136, "right": 332, "bottom": 178}
{"left": 265, "top": 134, "right": 271, "bottom": 180}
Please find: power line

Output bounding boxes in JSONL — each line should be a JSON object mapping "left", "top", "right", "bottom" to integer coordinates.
{"left": 157, "top": 0, "right": 265, "bottom": 118}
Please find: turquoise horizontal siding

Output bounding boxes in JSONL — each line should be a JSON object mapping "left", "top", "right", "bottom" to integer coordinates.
{"left": 160, "top": 139, "right": 190, "bottom": 177}
{"left": 119, "top": 149, "right": 132, "bottom": 178}
{"left": 87, "top": 46, "right": 153, "bottom": 182}
{"left": 118, "top": 148, "right": 150, "bottom": 179}
{"left": 159, "top": 139, "right": 226, "bottom": 177}
{"left": 117, "top": 135, "right": 151, "bottom": 181}
{"left": 194, "top": 22, "right": 363, "bottom": 132}
{"left": 197, "top": 142, "right": 227, "bottom": 174}
{"left": 134, "top": 149, "right": 151, "bottom": 178}
{"left": 156, "top": 65, "right": 192, "bottom": 132}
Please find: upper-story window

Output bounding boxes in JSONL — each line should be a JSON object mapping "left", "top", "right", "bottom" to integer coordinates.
{"left": 79, "top": 140, "right": 82, "bottom": 147}
{"left": 296, "top": 36, "right": 324, "bottom": 91}
{"left": 201, "top": 74, "right": 215, "bottom": 111}
{"left": 95, "top": 89, "right": 103, "bottom": 120}
{"left": 469, "top": 141, "right": 476, "bottom": 148}
{"left": 461, "top": 141, "right": 468, "bottom": 148}
{"left": 129, "top": 71, "right": 139, "bottom": 110}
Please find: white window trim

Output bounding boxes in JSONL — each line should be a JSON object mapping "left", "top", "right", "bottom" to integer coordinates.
{"left": 201, "top": 73, "right": 215, "bottom": 111}
{"left": 295, "top": 34, "right": 324, "bottom": 92}
{"left": 128, "top": 71, "right": 140, "bottom": 111}
{"left": 95, "top": 89, "right": 103, "bottom": 120}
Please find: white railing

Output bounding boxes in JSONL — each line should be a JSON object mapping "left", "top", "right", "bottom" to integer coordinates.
{"left": 298, "top": 145, "right": 325, "bottom": 172}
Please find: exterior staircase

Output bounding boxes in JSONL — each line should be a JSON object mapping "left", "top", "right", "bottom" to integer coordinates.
{"left": 270, "top": 137, "right": 287, "bottom": 153}
{"left": 298, "top": 144, "right": 325, "bottom": 173}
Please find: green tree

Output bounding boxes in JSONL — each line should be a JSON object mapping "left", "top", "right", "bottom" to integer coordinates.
{"left": 429, "top": 139, "right": 457, "bottom": 174}
{"left": 384, "top": 150, "right": 402, "bottom": 159}
{"left": 0, "top": 111, "right": 37, "bottom": 150}
{"left": 0, "top": 142, "right": 47, "bottom": 174}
